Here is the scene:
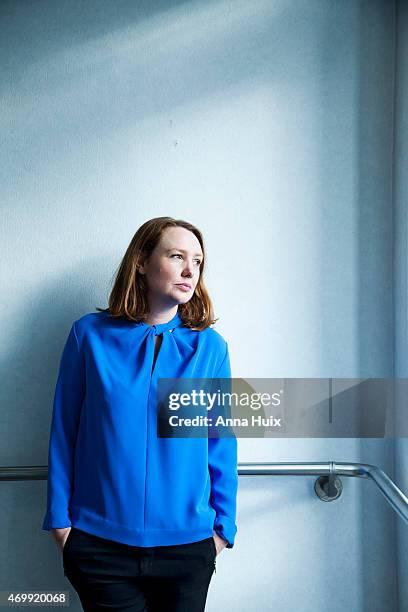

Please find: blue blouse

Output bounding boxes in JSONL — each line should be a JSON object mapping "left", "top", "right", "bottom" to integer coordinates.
{"left": 42, "top": 309, "right": 238, "bottom": 548}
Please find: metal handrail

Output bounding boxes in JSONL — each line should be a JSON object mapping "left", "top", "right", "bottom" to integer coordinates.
{"left": 239, "top": 461, "right": 408, "bottom": 524}
{"left": 2, "top": 461, "right": 408, "bottom": 524}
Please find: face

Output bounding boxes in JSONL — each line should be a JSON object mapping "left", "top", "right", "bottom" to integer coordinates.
{"left": 138, "top": 226, "right": 203, "bottom": 308}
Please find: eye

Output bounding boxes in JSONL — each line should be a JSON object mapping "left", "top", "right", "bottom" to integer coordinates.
{"left": 171, "top": 254, "right": 202, "bottom": 266}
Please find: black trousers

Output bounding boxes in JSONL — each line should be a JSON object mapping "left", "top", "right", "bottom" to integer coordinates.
{"left": 63, "top": 527, "right": 217, "bottom": 612}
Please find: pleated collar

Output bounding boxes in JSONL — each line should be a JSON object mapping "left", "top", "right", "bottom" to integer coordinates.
{"left": 138, "top": 310, "right": 183, "bottom": 336}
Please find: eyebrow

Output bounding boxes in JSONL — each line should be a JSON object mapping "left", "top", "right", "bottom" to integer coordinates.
{"left": 165, "top": 248, "right": 203, "bottom": 258}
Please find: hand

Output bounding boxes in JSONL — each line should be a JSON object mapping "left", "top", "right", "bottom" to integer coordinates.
{"left": 51, "top": 527, "right": 71, "bottom": 553}
{"left": 212, "top": 530, "right": 228, "bottom": 556}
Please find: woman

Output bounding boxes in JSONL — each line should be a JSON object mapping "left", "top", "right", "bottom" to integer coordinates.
{"left": 42, "top": 217, "right": 238, "bottom": 611}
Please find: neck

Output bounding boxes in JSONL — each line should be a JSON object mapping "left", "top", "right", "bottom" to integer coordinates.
{"left": 144, "top": 305, "right": 179, "bottom": 326}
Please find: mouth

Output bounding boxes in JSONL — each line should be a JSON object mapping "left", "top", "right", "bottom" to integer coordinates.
{"left": 175, "top": 283, "right": 192, "bottom": 290}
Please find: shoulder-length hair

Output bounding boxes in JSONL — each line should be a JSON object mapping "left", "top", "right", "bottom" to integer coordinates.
{"left": 96, "top": 217, "right": 218, "bottom": 331}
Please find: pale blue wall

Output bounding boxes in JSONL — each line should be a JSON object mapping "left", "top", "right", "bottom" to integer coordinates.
{"left": 394, "top": 1, "right": 408, "bottom": 611}
{"left": 0, "top": 1, "right": 404, "bottom": 610}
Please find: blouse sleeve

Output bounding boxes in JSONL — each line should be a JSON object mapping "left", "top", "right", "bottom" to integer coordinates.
{"left": 208, "top": 342, "right": 238, "bottom": 548}
{"left": 42, "top": 322, "right": 85, "bottom": 530}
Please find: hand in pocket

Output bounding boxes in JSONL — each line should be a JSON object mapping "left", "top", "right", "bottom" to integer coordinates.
{"left": 212, "top": 530, "right": 228, "bottom": 556}
{"left": 51, "top": 527, "right": 71, "bottom": 553}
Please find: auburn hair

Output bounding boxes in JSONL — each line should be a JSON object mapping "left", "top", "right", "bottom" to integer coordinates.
{"left": 95, "top": 217, "right": 218, "bottom": 331}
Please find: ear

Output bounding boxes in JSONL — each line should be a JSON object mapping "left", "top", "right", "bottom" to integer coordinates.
{"left": 136, "top": 255, "right": 148, "bottom": 274}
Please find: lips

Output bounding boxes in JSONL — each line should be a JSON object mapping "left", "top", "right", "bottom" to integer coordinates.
{"left": 176, "top": 283, "right": 192, "bottom": 289}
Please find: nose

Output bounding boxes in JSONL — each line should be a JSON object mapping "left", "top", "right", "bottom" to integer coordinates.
{"left": 182, "top": 261, "right": 194, "bottom": 277}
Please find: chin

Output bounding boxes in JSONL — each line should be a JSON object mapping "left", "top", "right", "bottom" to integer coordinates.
{"left": 173, "top": 294, "right": 191, "bottom": 304}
